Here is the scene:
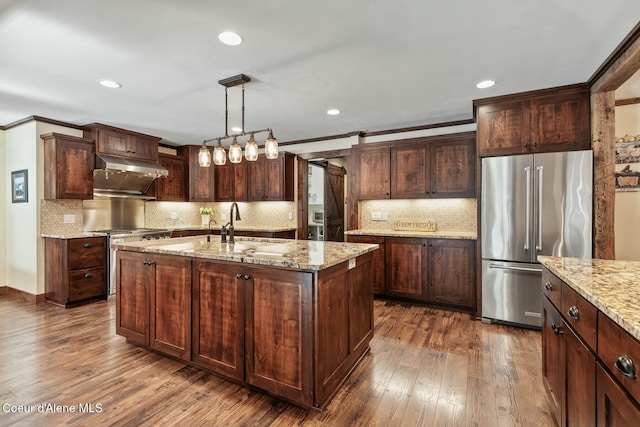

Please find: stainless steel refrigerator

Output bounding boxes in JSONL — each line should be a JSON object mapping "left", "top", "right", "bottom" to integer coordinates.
{"left": 481, "top": 150, "right": 592, "bottom": 328}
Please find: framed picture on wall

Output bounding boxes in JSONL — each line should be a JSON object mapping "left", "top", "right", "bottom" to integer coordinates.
{"left": 11, "top": 169, "right": 28, "bottom": 203}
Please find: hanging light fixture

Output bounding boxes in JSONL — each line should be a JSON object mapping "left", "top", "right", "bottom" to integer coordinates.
{"left": 200, "top": 73, "right": 279, "bottom": 167}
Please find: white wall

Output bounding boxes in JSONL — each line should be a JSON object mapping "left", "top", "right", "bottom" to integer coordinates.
{"left": 0, "top": 129, "right": 6, "bottom": 287}
{"left": 614, "top": 103, "right": 640, "bottom": 261}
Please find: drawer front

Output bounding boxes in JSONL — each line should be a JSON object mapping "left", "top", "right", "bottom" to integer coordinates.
{"left": 542, "top": 268, "right": 562, "bottom": 310}
{"left": 561, "top": 283, "right": 597, "bottom": 352}
{"left": 68, "top": 238, "right": 106, "bottom": 270}
{"left": 68, "top": 267, "right": 106, "bottom": 302}
{"left": 598, "top": 312, "right": 640, "bottom": 406}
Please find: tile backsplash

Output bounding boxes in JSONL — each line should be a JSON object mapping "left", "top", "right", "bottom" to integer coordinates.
{"left": 41, "top": 200, "right": 84, "bottom": 234}
{"left": 360, "top": 198, "right": 477, "bottom": 232}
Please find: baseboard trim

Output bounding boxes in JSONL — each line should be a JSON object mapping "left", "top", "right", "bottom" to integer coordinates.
{"left": 1, "top": 287, "right": 45, "bottom": 304}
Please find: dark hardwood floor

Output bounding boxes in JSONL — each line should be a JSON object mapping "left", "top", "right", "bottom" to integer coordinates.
{"left": 0, "top": 295, "right": 555, "bottom": 426}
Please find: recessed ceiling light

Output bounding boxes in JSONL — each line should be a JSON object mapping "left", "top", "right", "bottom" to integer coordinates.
{"left": 231, "top": 126, "right": 243, "bottom": 132}
{"left": 476, "top": 80, "right": 496, "bottom": 89}
{"left": 327, "top": 108, "right": 340, "bottom": 116}
{"left": 219, "top": 31, "right": 243, "bottom": 46}
{"left": 98, "top": 79, "right": 121, "bottom": 89}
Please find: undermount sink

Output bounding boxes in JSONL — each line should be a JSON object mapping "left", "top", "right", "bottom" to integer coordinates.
{"left": 226, "top": 241, "right": 289, "bottom": 257}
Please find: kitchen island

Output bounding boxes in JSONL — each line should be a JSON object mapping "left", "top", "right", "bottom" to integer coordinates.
{"left": 539, "top": 256, "right": 640, "bottom": 425}
{"left": 112, "top": 236, "right": 378, "bottom": 409}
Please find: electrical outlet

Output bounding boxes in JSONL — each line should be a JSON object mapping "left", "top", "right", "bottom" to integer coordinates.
{"left": 170, "top": 212, "right": 178, "bottom": 220}
{"left": 370, "top": 211, "right": 382, "bottom": 221}
{"left": 382, "top": 212, "right": 388, "bottom": 221}
{"left": 63, "top": 214, "right": 75, "bottom": 224}
{"left": 288, "top": 212, "right": 293, "bottom": 220}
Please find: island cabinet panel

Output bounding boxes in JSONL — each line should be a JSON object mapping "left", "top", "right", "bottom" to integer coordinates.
{"left": 564, "top": 321, "right": 597, "bottom": 427}
{"left": 245, "top": 267, "right": 314, "bottom": 407}
{"left": 116, "top": 251, "right": 150, "bottom": 346}
{"left": 354, "top": 146, "right": 391, "bottom": 199}
{"left": 542, "top": 297, "right": 565, "bottom": 426}
{"left": 427, "top": 239, "right": 476, "bottom": 309}
{"left": 346, "top": 235, "right": 385, "bottom": 294}
{"left": 385, "top": 237, "right": 428, "bottom": 301}
{"left": 597, "top": 363, "right": 640, "bottom": 426}
{"left": 347, "top": 252, "right": 374, "bottom": 354}
{"left": 148, "top": 254, "right": 192, "bottom": 361}
{"left": 42, "top": 133, "right": 95, "bottom": 200}
{"left": 192, "top": 260, "right": 245, "bottom": 382}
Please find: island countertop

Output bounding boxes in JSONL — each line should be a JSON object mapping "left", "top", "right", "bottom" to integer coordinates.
{"left": 538, "top": 256, "right": 640, "bottom": 342}
{"left": 112, "top": 235, "right": 379, "bottom": 271}
{"left": 344, "top": 229, "right": 477, "bottom": 240}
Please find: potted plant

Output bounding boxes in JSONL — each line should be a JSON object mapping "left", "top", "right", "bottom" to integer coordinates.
{"left": 199, "top": 207, "right": 213, "bottom": 226}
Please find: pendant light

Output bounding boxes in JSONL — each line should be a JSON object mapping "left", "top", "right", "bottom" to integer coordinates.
{"left": 200, "top": 73, "right": 280, "bottom": 166}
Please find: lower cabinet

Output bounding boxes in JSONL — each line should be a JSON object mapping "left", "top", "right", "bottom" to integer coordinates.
{"left": 385, "top": 237, "right": 428, "bottom": 301}
{"left": 427, "top": 239, "right": 476, "bottom": 309}
{"left": 597, "top": 363, "right": 640, "bottom": 426}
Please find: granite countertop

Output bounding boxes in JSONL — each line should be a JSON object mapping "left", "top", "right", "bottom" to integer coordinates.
{"left": 345, "top": 229, "right": 477, "bottom": 240}
{"left": 168, "top": 225, "right": 297, "bottom": 232}
{"left": 41, "top": 232, "right": 108, "bottom": 239}
{"left": 538, "top": 256, "right": 640, "bottom": 341}
{"left": 113, "top": 236, "right": 378, "bottom": 271}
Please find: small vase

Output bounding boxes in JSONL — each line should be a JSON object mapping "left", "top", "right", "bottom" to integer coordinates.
{"left": 201, "top": 214, "right": 210, "bottom": 226}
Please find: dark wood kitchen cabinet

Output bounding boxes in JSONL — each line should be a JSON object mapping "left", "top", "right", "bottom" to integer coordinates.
{"left": 354, "top": 145, "right": 391, "bottom": 199}
{"left": 214, "top": 161, "right": 248, "bottom": 202}
{"left": 192, "top": 260, "right": 245, "bottom": 382}
{"left": 542, "top": 297, "right": 565, "bottom": 425}
{"left": 475, "top": 84, "right": 590, "bottom": 157}
{"left": 155, "top": 153, "right": 187, "bottom": 201}
{"left": 116, "top": 251, "right": 192, "bottom": 361}
{"left": 45, "top": 236, "right": 106, "bottom": 307}
{"left": 427, "top": 239, "right": 476, "bottom": 309}
{"left": 385, "top": 237, "right": 428, "bottom": 301}
{"left": 346, "top": 235, "right": 385, "bottom": 294}
{"left": 42, "top": 133, "right": 95, "bottom": 200}
{"left": 182, "top": 145, "right": 215, "bottom": 201}
{"left": 84, "top": 123, "right": 160, "bottom": 162}
{"left": 247, "top": 152, "right": 295, "bottom": 201}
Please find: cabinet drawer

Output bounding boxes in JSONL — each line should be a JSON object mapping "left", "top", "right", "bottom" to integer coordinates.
{"left": 69, "top": 267, "right": 106, "bottom": 301}
{"left": 68, "top": 238, "right": 105, "bottom": 270}
{"left": 561, "top": 283, "right": 597, "bottom": 352}
{"left": 542, "top": 267, "right": 562, "bottom": 310}
{"left": 598, "top": 312, "right": 640, "bottom": 406}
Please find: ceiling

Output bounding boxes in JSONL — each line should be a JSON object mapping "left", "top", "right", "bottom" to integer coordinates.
{"left": 1, "top": 1, "right": 639, "bottom": 147}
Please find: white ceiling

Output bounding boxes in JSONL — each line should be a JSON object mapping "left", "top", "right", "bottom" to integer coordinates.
{"left": 1, "top": 1, "right": 639, "bottom": 146}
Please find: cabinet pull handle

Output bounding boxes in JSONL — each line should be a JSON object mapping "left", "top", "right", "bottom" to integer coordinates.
{"left": 615, "top": 354, "right": 637, "bottom": 379}
{"left": 544, "top": 281, "right": 553, "bottom": 291}
{"left": 83, "top": 243, "right": 93, "bottom": 248}
{"left": 236, "top": 273, "right": 243, "bottom": 279}
{"left": 243, "top": 274, "right": 251, "bottom": 280}
{"left": 143, "top": 261, "right": 155, "bottom": 266}
{"left": 551, "top": 323, "right": 563, "bottom": 336}
{"left": 84, "top": 273, "right": 93, "bottom": 279}
{"left": 568, "top": 305, "right": 580, "bottom": 321}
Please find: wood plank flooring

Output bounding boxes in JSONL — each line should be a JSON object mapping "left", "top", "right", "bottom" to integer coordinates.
{"left": 0, "top": 295, "right": 555, "bottom": 426}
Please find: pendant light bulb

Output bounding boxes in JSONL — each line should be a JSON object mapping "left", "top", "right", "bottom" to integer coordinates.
{"left": 245, "top": 133, "right": 259, "bottom": 161}
{"left": 229, "top": 136, "right": 243, "bottom": 164}
{"left": 213, "top": 139, "right": 226, "bottom": 165}
{"left": 265, "top": 130, "right": 279, "bottom": 159}
{"left": 198, "top": 142, "right": 212, "bottom": 167}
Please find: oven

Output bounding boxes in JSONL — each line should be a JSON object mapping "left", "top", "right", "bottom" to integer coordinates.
{"left": 106, "top": 229, "right": 171, "bottom": 295}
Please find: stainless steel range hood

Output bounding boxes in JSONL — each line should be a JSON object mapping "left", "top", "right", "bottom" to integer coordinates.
{"left": 93, "top": 154, "right": 168, "bottom": 199}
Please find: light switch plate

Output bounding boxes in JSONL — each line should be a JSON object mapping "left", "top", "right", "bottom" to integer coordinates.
{"left": 63, "top": 214, "right": 75, "bottom": 224}
{"left": 370, "top": 211, "right": 382, "bottom": 221}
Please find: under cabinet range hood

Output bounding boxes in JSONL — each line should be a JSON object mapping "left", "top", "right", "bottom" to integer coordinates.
{"left": 93, "top": 153, "right": 168, "bottom": 199}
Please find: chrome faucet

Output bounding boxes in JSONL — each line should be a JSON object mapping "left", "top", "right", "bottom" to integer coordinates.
{"left": 228, "top": 202, "right": 241, "bottom": 244}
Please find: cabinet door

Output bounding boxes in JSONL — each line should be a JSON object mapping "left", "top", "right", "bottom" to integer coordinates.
{"left": 192, "top": 260, "right": 245, "bottom": 381}
{"left": 98, "top": 129, "right": 131, "bottom": 157}
{"left": 530, "top": 90, "right": 590, "bottom": 153}
{"left": 130, "top": 136, "right": 159, "bottom": 161}
{"left": 43, "top": 134, "right": 95, "bottom": 200}
{"left": 115, "top": 251, "right": 150, "bottom": 346}
{"left": 476, "top": 100, "right": 530, "bottom": 156}
{"left": 248, "top": 157, "right": 267, "bottom": 201}
{"left": 184, "top": 145, "right": 215, "bottom": 201}
{"left": 233, "top": 161, "right": 248, "bottom": 201}
{"left": 245, "top": 267, "right": 314, "bottom": 406}
{"left": 565, "top": 322, "right": 596, "bottom": 427}
{"left": 149, "top": 254, "right": 192, "bottom": 361}
{"left": 390, "top": 143, "right": 429, "bottom": 198}
{"left": 385, "top": 237, "right": 427, "bottom": 301}
{"left": 264, "top": 157, "right": 286, "bottom": 201}
{"left": 354, "top": 146, "right": 390, "bottom": 199}
{"left": 427, "top": 239, "right": 476, "bottom": 309}
{"left": 430, "top": 138, "right": 476, "bottom": 198}
{"left": 597, "top": 363, "right": 640, "bottom": 426}
{"left": 346, "top": 235, "right": 385, "bottom": 294}
{"left": 542, "top": 297, "right": 565, "bottom": 427}
{"left": 214, "top": 162, "right": 234, "bottom": 201}
{"left": 156, "top": 155, "right": 187, "bottom": 201}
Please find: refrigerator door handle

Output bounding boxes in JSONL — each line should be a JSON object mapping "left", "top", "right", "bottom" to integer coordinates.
{"left": 488, "top": 263, "right": 542, "bottom": 273}
{"left": 524, "top": 166, "right": 531, "bottom": 251}
{"left": 536, "top": 165, "right": 544, "bottom": 251}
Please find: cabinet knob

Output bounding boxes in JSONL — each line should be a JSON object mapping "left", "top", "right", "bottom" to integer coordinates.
{"left": 84, "top": 273, "right": 93, "bottom": 279}
{"left": 243, "top": 274, "right": 251, "bottom": 280}
{"left": 236, "top": 273, "right": 243, "bottom": 279}
{"left": 615, "top": 354, "right": 637, "bottom": 379}
{"left": 83, "top": 243, "right": 93, "bottom": 248}
{"left": 567, "top": 305, "right": 580, "bottom": 321}
{"left": 551, "top": 323, "right": 563, "bottom": 336}
{"left": 524, "top": 143, "right": 529, "bottom": 148}
{"left": 544, "top": 281, "right": 553, "bottom": 291}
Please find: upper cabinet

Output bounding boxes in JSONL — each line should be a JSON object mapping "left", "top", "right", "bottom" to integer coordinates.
{"left": 248, "top": 152, "right": 295, "bottom": 201}
{"left": 156, "top": 153, "right": 187, "bottom": 201}
{"left": 83, "top": 123, "right": 161, "bottom": 162}
{"left": 181, "top": 145, "right": 215, "bottom": 202}
{"left": 353, "top": 132, "right": 476, "bottom": 200}
{"left": 474, "top": 84, "right": 590, "bottom": 157}
{"left": 214, "top": 161, "right": 248, "bottom": 202}
{"left": 42, "top": 133, "right": 95, "bottom": 200}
